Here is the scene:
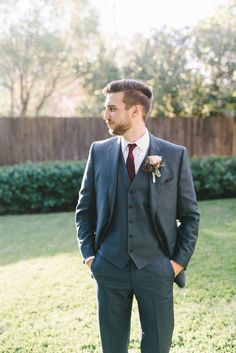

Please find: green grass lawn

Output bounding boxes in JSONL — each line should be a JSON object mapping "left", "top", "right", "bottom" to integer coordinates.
{"left": 0, "top": 199, "right": 235, "bottom": 353}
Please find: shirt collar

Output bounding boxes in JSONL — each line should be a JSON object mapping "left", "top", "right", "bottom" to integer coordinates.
{"left": 121, "top": 128, "right": 150, "bottom": 153}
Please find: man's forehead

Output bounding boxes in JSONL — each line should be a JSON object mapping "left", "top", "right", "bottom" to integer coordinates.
{"left": 105, "top": 92, "right": 125, "bottom": 106}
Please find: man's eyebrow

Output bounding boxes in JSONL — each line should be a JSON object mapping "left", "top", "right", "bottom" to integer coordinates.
{"left": 104, "top": 104, "right": 117, "bottom": 108}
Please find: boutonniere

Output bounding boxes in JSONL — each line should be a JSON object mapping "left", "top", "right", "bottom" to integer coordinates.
{"left": 142, "top": 155, "right": 165, "bottom": 183}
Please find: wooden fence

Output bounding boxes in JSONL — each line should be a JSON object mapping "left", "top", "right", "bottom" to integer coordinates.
{"left": 0, "top": 116, "right": 235, "bottom": 165}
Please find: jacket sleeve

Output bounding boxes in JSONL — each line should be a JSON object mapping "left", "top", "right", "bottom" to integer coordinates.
{"left": 173, "top": 147, "right": 200, "bottom": 268}
{"left": 75, "top": 143, "right": 96, "bottom": 260}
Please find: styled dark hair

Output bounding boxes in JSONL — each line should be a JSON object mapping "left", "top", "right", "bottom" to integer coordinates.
{"left": 102, "top": 79, "right": 153, "bottom": 121}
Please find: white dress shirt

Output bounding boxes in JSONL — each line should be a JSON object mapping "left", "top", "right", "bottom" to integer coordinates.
{"left": 120, "top": 128, "right": 150, "bottom": 173}
{"left": 85, "top": 129, "right": 150, "bottom": 264}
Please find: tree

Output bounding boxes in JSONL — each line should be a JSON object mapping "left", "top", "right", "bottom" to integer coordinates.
{"left": 121, "top": 29, "right": 193, "bottom": 117}
{"left": 119, "top": 0, "right": 235, "bottom": 118}
{"left": 0, "top": 0, "right": 101, "bottom": 117}
{"left": 77, "top": 44, "right": 121, "bottom": 116}
{"left": 192, "top": 0, "right": 236, "bottom": 117}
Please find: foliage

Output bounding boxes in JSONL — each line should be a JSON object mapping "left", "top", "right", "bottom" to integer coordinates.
{"left": 190, "top": 156, "right": 236, "bottom": 200}
{"left": 0, "top": 0, "right": 101, "bottom": 117}
{"left": 0, "top": 157, "right": 235, "bottom": 214}
{"left": 76, "top": 44, "right": 121, "bottom": 117}
{"left": 117, "top": 0, "right": 236, "bottom": 118}
{"left": 192, "top": 0, "right": 236, "bottom": 117}
{"left": 0, "top": 0, "right": 235, "bottom": 118}
{"left": 120, "top": 29, "right": 193, "bottom": 118}
{"left": 0, "top": 199, "right": 235, "bottom": 352}
{"left": 0, "top": 161, "right": 85, "bottom": 214}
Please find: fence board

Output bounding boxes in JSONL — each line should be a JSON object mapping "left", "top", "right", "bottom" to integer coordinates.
{"left": 0, "top": 117, "right": 235, "bottom": 166}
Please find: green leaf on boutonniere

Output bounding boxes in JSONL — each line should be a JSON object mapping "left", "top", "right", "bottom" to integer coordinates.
{"left": 155, "top": 168, "right": 161, "bottom": 177}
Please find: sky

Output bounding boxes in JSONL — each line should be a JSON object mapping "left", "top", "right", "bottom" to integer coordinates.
{"left": 0, "top": 0, "right": 230, "bottom": 40}
{"left": 91, "top": 0, "right": 229, "bottom": 39}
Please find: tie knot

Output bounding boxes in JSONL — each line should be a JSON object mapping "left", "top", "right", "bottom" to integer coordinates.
{"left": 128, "top": 143, "right": 136, "bottom": 153}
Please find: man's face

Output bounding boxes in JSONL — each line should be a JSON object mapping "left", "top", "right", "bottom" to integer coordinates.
{"left": 103, "top": 92, "right": 132, "bottom": 136}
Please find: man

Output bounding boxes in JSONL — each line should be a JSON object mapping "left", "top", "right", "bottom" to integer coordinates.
{"left": 75, "top": 79, "right": 200, "bottom": 353}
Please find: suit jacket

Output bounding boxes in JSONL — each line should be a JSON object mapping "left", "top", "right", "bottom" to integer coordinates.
{"left": 75, "top": 133, "right": 200, "bottom": 287}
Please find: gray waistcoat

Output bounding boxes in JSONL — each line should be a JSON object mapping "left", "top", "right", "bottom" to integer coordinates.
{"left": 98, "top": 148, "right": 164, "bottom": 269}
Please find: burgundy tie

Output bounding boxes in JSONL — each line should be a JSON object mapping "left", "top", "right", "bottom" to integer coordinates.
{"left": 126, "top": 143, "right": 136, "bottom": 181}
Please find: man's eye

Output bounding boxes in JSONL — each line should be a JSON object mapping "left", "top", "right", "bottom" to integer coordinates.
{"left": 110, "top": 107, "right": 116, "bottom": 112}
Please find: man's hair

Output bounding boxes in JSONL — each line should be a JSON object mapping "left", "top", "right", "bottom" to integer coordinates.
{"left": 102, "top": 79, "right": 153, "bottom": 121}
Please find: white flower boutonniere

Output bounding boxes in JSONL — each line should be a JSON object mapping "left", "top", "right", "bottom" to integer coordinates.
{"left": 142, "top": 155, "right": 165, "bottom": 183}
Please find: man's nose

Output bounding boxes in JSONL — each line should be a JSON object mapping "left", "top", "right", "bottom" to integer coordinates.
{"left": 101, "top": 109, "right": 105, "bottom": 120}
{"left": 103, "top": 109, "right": 109, "bottom": 120}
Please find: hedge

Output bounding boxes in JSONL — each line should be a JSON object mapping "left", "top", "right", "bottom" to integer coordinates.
{"left": 0, "top": 157, "right": 235, "bottom": 214}
{"left": 0, "top": 161, "right": 86, "bottom": 214}
{"left": 190, "top": 156, "right": 236, "bottom": 200}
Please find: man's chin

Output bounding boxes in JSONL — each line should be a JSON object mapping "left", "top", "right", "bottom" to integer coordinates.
{"left": 108, "top": 128, "right": 122, "bottom": 136}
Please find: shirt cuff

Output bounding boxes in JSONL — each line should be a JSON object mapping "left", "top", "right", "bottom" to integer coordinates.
{"left": 83, "top": 256, "right": 95, "bottom": 264}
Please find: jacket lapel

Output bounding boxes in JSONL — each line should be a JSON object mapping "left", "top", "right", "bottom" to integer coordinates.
{"left": 148, "top": 134, "right": 173, "bottom": 256}
{"left": 148, "top": 134, "right": 173, "bottom": 214}
{"left": 148, "top": 134, "right": 163, "bottom": 221}
{"left": 107, "top": 137, "right": 120, "bottom": 220}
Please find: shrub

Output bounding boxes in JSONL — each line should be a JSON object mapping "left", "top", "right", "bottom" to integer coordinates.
{"left": 0, "top": 161, "right": 86, "bottom": 214}
{"left": 190, "top": 156, "right": 236, "bottom": 200}
{"left": 0, "top": 157, "right": 235, "bottom": 214}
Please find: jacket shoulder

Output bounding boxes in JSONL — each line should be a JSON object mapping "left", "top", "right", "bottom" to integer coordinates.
{"left": 94, "top": 136, "right": 118, "bottom": 146}
{"left": 159, "top": 138, "right": 186, "bottom": 152}
{"left": 150, "top": 134, "right": 186, "bottom": 153}
{"left": 90, "top": 136, "right": 119, "bottom": 153}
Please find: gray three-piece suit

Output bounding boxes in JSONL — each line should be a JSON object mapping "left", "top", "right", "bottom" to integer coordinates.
{"left": 76, "top": 133, "right": 200, "bottom": 353}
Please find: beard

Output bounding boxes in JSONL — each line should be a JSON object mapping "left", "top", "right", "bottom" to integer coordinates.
{"left": 108, "top": 120, "right": 132, "bottom": 136}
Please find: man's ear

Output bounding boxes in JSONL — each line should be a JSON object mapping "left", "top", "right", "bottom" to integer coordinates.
{"left": 132, "top": 104, "right": 143, "bottom": 118}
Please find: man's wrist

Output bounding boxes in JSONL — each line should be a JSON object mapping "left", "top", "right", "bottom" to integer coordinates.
{"left": 170, "top": 260, "right": 184, "bottom": 277}
{"left": 83, "top": 256, "right": 95, "bottom": 264}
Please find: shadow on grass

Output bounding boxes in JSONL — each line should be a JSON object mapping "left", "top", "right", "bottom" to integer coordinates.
{"left": 0, "top": 211, "right": 78, "bottom": 266}
{"left": 0, "top": 199, "right": 236, "bottom": 267}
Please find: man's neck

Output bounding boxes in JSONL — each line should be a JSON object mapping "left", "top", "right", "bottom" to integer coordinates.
{"left": 123, "top": 126, "right": 146, "bottom": 143}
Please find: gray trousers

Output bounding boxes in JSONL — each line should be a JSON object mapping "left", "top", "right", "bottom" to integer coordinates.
{"left": 91, "top": 254, "right": 175, "bottom": 353}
